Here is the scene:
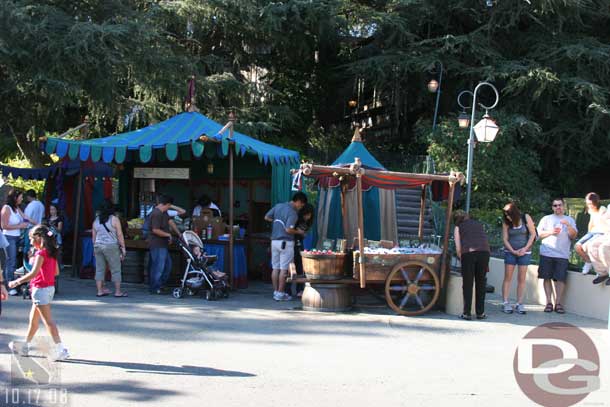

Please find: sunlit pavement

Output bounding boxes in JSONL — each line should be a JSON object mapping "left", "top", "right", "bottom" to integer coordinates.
{"left": 1, "top": 275, "right": 608, "bottom": 407}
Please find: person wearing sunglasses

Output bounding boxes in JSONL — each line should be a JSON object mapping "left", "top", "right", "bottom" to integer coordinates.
{"left": 536, "top": 198, "right": 577, "bottom": 314}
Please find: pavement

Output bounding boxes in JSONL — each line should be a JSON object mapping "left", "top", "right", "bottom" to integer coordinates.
{"left": 0, "top": 275, "right": 608, "bottom": 407}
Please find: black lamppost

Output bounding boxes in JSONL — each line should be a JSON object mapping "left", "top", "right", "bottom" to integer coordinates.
{"left": 427, "top": 61, "right": 444, "bottom": 133}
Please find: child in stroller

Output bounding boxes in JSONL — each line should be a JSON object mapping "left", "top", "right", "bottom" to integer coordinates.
{"left": 172, "top": 231, "right": 229, "bottom": 300}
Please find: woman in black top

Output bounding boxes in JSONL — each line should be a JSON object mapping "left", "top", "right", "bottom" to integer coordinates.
{"left": 453, "top": 210, "right": 490, "bottom": 321}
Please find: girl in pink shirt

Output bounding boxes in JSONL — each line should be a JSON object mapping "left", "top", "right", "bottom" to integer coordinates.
{"left": 8, "top": 225, "right": 69, "bottom": 361}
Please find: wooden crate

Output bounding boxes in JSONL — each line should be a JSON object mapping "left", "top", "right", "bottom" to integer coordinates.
{"left": 352, "top": 251, "right": 442, "bottom": 282}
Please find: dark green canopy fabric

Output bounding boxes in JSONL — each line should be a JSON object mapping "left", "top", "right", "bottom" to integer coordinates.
{"left": 44, "top": 112, "right": 300, "bottom": 166}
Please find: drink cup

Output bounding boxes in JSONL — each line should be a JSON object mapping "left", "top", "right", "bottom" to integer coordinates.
{"left": 554, "top": 223, "right": 562, "bottom": 234}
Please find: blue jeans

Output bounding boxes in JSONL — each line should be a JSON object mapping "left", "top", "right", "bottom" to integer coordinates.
{"left": 3, "top": 235, "right": 20, "bottom": 284}
{"left": 149, "top": 248, "right": 172, "bottom": 292}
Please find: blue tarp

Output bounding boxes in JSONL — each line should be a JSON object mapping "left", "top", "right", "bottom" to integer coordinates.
{"left": 43, "top": 112, "right": 300, "bottom": 166}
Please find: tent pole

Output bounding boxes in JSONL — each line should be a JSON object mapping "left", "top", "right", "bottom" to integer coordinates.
{"left": 340, "top": 182, "right": 349, "bottom": 243}
{"left": 228, "top": 112, "right": 235, "bottom": 288}
{"left": 441, "top": 181, "right": 457, "bottom": 288}
{"left": 71, "top": 168, "right": 83, "bottom": 277}
{"left": 418, "top": 184, "right": 426, "bottom": 241}
{"left": 356, "top": 167, "right": 366, "bottom": 288}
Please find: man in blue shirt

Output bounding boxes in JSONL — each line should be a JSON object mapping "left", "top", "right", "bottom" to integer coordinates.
{"left": 265, "top": 192, "right": 307, "bottom": 301}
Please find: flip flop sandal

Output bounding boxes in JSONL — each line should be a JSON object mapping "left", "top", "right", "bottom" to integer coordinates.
{"left": 544, "top": 303, "right": 553, "bottom": 313}
{"left": 114, "top": 293, "right": 128, "bottom": 298}
{"left": 96, "top": 293, "right": 109, "bottom": 297}
{"left": 554, "top": 304, "right": 565, "bottom": 314}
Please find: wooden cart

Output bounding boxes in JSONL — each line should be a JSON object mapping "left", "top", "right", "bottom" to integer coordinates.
{"left": 297, "top": 159, "right": 463, "bottom": 316}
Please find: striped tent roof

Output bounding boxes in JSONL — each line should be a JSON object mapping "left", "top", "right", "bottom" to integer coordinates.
{"left": 43, "top": 112, "right": 300, "bottom": 165}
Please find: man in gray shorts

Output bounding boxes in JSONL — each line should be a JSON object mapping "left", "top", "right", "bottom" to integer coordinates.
{"left": 265, "top": 192, "right": 307, "bottom": 301}
{"left": 536, "top": 198, "right": 577, "bottom": 314}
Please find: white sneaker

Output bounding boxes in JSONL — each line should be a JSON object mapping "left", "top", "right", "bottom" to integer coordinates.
{"left": 279, "top": 293, "right": 292, "bottom": 301}
{"left": 273, "top": 292, "right": 283, "bottom": 301}
{"left": 502, "top": 302, "right": 513, "bottom": 314}
{"left": 52, "top": 348, "right": 70, "bottom": 362}
{"left": 582, "top": 263, "right": 592, "bottom": 275}
{"left": 8, "top": 289, "right": 18, "bottom": 296}
{"left": 8, "top": 341, "right": 29, "bottom": 357}
{"left": 515, "top": 303, "right": 526, "bottom": 314}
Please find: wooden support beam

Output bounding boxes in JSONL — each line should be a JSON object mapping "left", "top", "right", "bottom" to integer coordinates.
{"left": 441, "top": 181, "right": 457, "bottom": 288}
{"left": 418, "top": 184, "right": 426, "bottom": 241}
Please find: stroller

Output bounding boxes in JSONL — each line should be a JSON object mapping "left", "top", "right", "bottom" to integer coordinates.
{"left": 172, "top": 231, "right": 230, "bottom": 300}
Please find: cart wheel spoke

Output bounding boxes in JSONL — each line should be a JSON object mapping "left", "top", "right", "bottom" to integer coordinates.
{"left": 399, "top": 292, "right": 410, "bottom": 309}
{"left": 414, "top": 294, "right": 425, "bottom": 310}
{"left": 414, "top": 267, "right": 425, "bottom": 283}
{"left": 400, "top": 269, "right": 412, "bottom": 284}
{"left": 385, "top": 260, "right": 441, "bottom": 317}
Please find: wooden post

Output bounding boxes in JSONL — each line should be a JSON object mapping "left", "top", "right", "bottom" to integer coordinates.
{"left": 340, "top": 182, "right": 350, "bottom": 242}
{"left": 228, "top": 112, "right": 235, "bottom": 288}
{"left": 356, "top": 171, "right": 366, "bottom": 288}
{"left": 418, "top": 184, "right": 426, "bottom": 241}
{"left": 71, "top": 168, "right": 83, "bottom": 277}
{"left": 440, "top": 181, "right": 457, "bottom": 288}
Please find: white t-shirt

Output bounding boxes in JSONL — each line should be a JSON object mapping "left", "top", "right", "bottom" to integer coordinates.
{"left": 537, "top": 214, "right": 577, "bottom": 259}
{"left": 25, "top": 200, "right": 45, "bottom": 225}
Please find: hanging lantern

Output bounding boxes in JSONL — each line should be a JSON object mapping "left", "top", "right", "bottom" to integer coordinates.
{"left": 427, "top": 79, "right": 439, "bottom": 93}
{"left": 473, "top": 114, "right": 500, "bottom": 142}
{"left": 458, "top": 111, "right": 470, "bottom": 129}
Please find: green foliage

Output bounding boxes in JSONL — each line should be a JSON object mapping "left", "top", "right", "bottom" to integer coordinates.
{"left": 2, "top": 157, "right": 45, "bottom": 196}
{"left": 417, "top": 112, "right": 550, "bottom": 212}
{"left": 2, "top": 0, "right": 610, "bottom": 209}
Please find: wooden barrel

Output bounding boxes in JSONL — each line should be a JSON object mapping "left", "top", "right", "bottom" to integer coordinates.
{"left": 302, "top": 253, "right": 346, "bottom": 280}
{"left": 122, "top": 250, "right": 145, "bottom": 283}
{"left": 302, "top": 283, "right": 352, "bottom": 312}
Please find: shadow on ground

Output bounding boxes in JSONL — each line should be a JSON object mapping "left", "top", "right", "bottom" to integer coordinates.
{"left": 64, "top": 358, "right": 255, "bottom": 377}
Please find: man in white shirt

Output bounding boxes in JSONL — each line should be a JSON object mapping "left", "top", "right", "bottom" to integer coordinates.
{"left": 24, "top": 190, "right": 45, "bottom": 225}
{"left": 536, "top": 198, "right": 577, "bottom": 314}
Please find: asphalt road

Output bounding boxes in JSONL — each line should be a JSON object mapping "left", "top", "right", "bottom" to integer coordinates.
{"left": 1, "top": 276, "right": 608, "bottom": 407}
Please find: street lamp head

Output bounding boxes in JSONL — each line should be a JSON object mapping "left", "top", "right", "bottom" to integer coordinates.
{"left": 473, "top": 113, "right": 499, "bottom": 143}
{"left": 427, "top": 79, "right": 439, "bottom": 93}
{"left": 458, "top": 111, "right": 470, "bottom": 129}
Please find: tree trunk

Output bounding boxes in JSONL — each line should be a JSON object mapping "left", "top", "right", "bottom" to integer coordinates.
{"left": 9, "top": 125, "right": 51, "bottom": 168}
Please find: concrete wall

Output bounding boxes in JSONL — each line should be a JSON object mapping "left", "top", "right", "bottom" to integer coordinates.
{"left": 446, "top": 257, "right": 610, "bottom": 321}
{"left": 485, "top": 257, "right": 609, "bottom": 321}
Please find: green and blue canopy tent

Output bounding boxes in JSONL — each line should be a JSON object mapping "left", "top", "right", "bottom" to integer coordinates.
{"left": 43, "top": 111, "right": 300, "bottom": 282}
{"left": 313, "top": 129, "right": 398, "bottom": 247}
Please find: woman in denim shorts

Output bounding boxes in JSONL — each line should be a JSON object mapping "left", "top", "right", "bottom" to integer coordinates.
{"left": 7, "top": 225, "right": 69, "bottom": 361}
{"left": 501, "top": 203, "right": 537, "bottom": 315}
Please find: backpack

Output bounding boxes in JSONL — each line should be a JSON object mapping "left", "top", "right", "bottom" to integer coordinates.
{"left": 142, "top": 213, "right": 152, "bottom": 239}
{"left": 522, "top": 214, "right": 539, "bottom": 241}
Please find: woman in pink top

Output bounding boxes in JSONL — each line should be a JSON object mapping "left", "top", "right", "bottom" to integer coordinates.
{"left": 7, "top": 225, "right": 69, "bottom": 361}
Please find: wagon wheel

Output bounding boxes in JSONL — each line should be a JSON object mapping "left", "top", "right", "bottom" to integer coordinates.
{"left": 384, "top": 260, "right": 440, "bottom": 316}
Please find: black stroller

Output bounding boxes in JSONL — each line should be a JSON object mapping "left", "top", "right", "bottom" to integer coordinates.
{"left": 172, "top": 231, "right": 230, "bottom": 300}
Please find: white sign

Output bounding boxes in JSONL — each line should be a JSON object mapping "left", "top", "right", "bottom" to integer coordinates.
{"left": 133, "top": 167, "right": 190, "bottom": 180}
